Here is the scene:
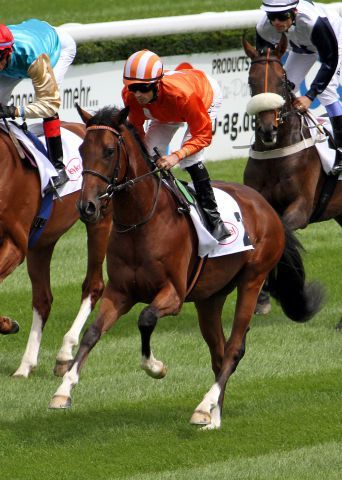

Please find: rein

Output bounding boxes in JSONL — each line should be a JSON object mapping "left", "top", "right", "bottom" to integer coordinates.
{"left": 83, "top": 124, "right": 164, "bottom": 233}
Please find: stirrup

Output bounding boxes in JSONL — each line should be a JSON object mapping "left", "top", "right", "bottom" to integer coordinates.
{"left": 44, "top": 169, "right": 69, "bottom": 194}
{"left": 211, "top": 221, "right": 231, "bottom": 242}
{"left": 331, "top": 163, "right": 342, "bottom": 175}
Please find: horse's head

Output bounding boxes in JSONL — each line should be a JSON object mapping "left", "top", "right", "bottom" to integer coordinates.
{"left": 243, "top": 35, "right": 294, "bottom": 146}
{"left": 76, "top": 104, "right": 130, "bottom": 223}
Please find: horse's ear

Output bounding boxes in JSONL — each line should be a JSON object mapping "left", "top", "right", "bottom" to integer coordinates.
{"left": 117, "top": 106, "right": 130, "bottom": 125}
{"left": 242, "top": 33, "right": 258, "bottom": 59}
{"left": 75, "top": 103, "right": 92, "bottom": 124}
{"left": 276, "top": 34, "right": 287, "bottom": 58}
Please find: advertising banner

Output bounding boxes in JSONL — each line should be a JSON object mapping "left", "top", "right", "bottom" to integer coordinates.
{"left": 10, "top": 50, "right": 330, "bottom": 161}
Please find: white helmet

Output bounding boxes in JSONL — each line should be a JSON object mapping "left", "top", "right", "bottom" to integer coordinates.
{"left": 261, "top": 0, "right": 299, "bottom": 12}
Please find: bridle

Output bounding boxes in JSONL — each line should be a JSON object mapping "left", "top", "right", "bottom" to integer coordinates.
{"left": 82, "top": 124, "right": 163, "bottom": 233}
{"left": 249, "top": 49, "right": 297, "bottom": 126}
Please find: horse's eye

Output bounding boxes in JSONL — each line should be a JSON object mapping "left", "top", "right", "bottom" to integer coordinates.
{"left": 105, "top": 147, "right": 115, "bottom": 158}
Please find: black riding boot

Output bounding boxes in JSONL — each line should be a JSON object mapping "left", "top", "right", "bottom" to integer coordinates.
{"left": 43, "top": 115, "right": 69, "bottom": 192}
{"left": 186, "top": 162, "right": 231, "bottom": 241}
{"left": 330, "top": 115, "right": 342, "bottom": 175}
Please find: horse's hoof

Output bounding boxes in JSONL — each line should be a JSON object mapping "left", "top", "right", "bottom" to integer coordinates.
{"left": 49, "top": 395, "right": 72, "bottom": 409}
{"left": 0, "top": 317, "right": 19, "bottom": 335}
{"left": 12, "top": 369, "right": 30, "bottom": 379}
{"left": 142, "top": 364, "right": 167, "bottom": 379}
{"left": 53, "top": 360, "right": 72, "bottom": 377}
{"left": 190, "top": 410, "right": 211, "bottom": 425}
{"left": 254, "top": 301, "right": 271, "bottom": 315}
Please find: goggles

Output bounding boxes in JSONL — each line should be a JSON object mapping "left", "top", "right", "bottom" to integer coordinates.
{"left": 128, "top": 83, "right": 155, "bottom": 93}
{"left": 267, "top": 11, "right": 293, "bottom": 22}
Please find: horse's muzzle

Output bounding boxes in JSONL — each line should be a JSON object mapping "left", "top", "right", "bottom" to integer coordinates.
{"left": 77, "top": 199, "right": 100, "bottom": 224}
{"left": 257, "top": 125, "right": 278, "bottom": 146}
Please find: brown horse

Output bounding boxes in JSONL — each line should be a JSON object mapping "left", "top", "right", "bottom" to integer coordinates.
{"left": 0, "top": 121, "right": 111, "bottom": 378}
{"left": 242, "top": 36, "right": 342, "bottom": 314}
{"left": 49, "top": 105, "right": 323, "bottom": 429}
{"left": 243, "top": 35, "right": 342, "bottom": 228}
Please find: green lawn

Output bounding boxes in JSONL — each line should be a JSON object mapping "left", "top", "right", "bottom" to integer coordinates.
{"left": 2, "top": 0, "right": 335, "bottom": 24}
{"left": 0, "top": 158, "right": 341, "bottom": 480}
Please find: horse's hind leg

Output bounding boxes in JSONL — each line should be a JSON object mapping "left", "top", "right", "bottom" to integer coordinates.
{"left": 54, "top": 219, "right": 110, "bottom": 376}
{"left": 191, "top": 277, "right": 262, "bottom": 429}
{"left": 189, "top": 294, "right": 227, "bottom": 427}
{"left": 13, "top": 244, "right": 55, "bottom": 378}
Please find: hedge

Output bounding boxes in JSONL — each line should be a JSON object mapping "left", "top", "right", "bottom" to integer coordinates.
{"left": 75, "top": 28, "right": 255, "bottom": 64}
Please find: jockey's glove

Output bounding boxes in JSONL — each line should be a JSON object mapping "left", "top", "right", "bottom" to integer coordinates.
{"left": 0, "top": 105, "right": 16, "bottom": 119}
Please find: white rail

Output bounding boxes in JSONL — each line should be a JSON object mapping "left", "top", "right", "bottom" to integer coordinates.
{"left": 59, "top": 3, "right": 342, "bottom": 43}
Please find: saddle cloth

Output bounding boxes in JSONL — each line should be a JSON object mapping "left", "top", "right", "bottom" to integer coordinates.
{"left": 309, "top": 116, "right": 342, "bottom": 181}
{"left": 189, "top": 186, "right": 254, "bottom": 258}
{"left": 2, "top": 121, "right": 83, "bottom": 197}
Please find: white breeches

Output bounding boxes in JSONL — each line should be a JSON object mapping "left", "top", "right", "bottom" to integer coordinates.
{"left": 285, "top": 51, "right": 342, "bottom": 106}
{"left": 0, "top": 28, "right": 76, "bottom": 107}
{"left": 144, "top": 74, "right": 223, "bottom": 169}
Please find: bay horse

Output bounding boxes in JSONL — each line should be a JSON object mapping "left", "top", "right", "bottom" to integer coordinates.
{"left": 0, "top": 121, "right": 111, "bottom": 378}
{"left": 242, "top": 35, "right": 342, "bottom": 314}
{"left": 49, "top": 105, "right": 323, "bottom": 429}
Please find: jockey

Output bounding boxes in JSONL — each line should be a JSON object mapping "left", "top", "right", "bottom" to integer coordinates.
{"left": 256, "top": 0, "right": 342, "bottom": 175}
{"left": 0, "top": 19, "right": 76, "bottom": 192}
{"left": 122, "top": 49, "right": 230, "bottom": 241}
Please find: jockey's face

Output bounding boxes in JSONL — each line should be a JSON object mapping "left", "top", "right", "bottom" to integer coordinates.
{"left": 128, "top": 83, "right": 155, "bottom": 105}
{"left": 267, "top": 10, "right": 294, "bottom": 32}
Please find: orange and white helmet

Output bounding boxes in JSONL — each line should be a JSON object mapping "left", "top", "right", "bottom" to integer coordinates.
{"left": 123, "top": 50, "right": 163, "bottom": 86}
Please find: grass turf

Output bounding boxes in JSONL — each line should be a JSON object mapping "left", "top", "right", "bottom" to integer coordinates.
{"left": 0, "top": 158, "right": 341, "bottom": 479}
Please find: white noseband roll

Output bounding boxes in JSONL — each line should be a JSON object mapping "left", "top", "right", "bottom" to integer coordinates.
{"left": 246, "top": 93, "right": 285, "bottom": 115}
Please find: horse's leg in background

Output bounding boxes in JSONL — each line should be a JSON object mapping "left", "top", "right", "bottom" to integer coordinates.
{"left": 54, "top": 217, "right": 111, "bottom": 376}
{"left": 189, "top": 293, "right": 227, "bottom": 426}
{"left": 334, "top": 215, "right": 342, "bottom": 330}
{"left": 49, "top": 286, "right": 133, "bottom": 409}
{"left": 0, "top": 236, "right": 27, "bottom": 334}
{"left": 139, "top": 283, "right": 183, "bottom": 379}
{"left": 255, "top": 280, "right": 271, "bottom": 315}
{"left": 191, "top": 275, "right": 263, "bottom": 429}
{"left": 0, "top": 316, "right": 20, "bottom": 334}
{"left": 12, "top": 243, "right": 56, "bottom": 378}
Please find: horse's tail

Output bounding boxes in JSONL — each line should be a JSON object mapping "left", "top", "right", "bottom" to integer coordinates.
{"left": 268, "top": 224, "right": 324, "bottom": 322}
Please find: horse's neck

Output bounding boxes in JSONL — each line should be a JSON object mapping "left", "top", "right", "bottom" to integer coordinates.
{"left": 113, "top": 132, "right": 163, "bottom": 224}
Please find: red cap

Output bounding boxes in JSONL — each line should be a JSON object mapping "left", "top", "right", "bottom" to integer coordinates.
{"left": 0, "top": 25, "right": 14, "bottom": 51}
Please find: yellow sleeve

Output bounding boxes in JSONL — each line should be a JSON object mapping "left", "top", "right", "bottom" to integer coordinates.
{"left": 21, "top": 53, "right": 61, "bottom": 119}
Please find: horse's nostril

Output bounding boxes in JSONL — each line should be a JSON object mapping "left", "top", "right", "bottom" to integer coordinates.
{"left": 77, "top": 200, "right": 97, "bottom": 220}
{"left": 85, "top": 202, "right": 96, "bottom": 216}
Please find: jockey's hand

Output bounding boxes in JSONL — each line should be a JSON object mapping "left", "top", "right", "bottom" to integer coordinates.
{"left": 156, "top": 153, "right": 179, "bottom": 171}
{"left": 293, "top": 96, "right": 312, "bottom": 112}
{"left": 0, "top": 105, "right": 16, "bottom": 119}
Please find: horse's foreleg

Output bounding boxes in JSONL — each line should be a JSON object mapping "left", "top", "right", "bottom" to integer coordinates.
{"left": 49, "top": 289, "right": 132, "bottom": 409}
{"left": 54, "top": 220, "right": 109, "bottom": 376}
{"left": 54, "top": 296, "right": 92, "bottom": 376}
{"left": 13, "top": 245, "right": 54, "bottom": 378}
{"left": 139, "top": 283, "right": 182, "bottom": 379}
{"left": 191, "top": 279, "right": 261, "bottom": 429}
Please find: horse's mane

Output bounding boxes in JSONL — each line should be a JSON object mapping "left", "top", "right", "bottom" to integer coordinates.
{"left": 87, "top": 105, "right": 154, "bottom": 167}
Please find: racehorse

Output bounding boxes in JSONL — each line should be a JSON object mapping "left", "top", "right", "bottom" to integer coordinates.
{"left": 49, "top": 105, "right": 323, "bottom": 429}
{"left": 242, "top": 35, "right": 342, "bottom": 314}
{"left": 0, "top": 121, "right": 111, "bottom": 378}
